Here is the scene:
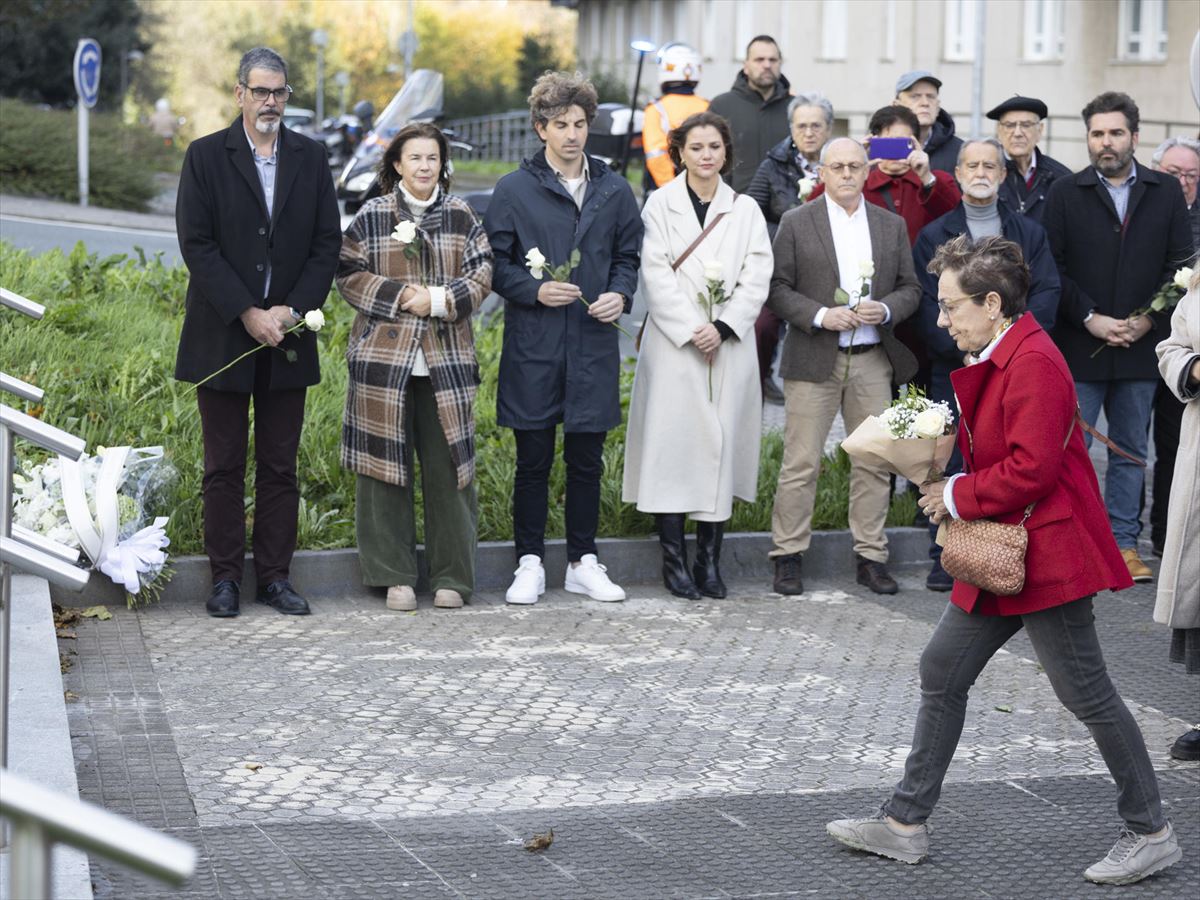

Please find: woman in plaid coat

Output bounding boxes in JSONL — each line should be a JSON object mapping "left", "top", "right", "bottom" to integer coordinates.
{"left": 336, "top": 123, "right": 493, "bottom": 611}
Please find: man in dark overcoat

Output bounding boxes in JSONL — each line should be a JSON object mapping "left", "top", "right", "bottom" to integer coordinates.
{"left": 174, "top": 47, "right": 341, "bottom": 617}
{"left": 1043, "top": 91, "right": 1193, "bottom": 583}
{"left": 484, "top": 71, "right": 642, "bottom": 606}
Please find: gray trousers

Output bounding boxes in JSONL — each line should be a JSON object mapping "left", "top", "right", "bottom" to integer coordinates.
{"left": 883, "top": 597, "right": 1165, "bottom": 834}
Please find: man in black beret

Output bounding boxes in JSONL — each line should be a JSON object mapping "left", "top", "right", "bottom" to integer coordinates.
{"left": 987, "top": 95, "right": 1071, "bottom": 223}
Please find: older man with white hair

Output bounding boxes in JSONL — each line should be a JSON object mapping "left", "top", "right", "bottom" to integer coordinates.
{"left": 1153, "top": 136, "right": 1200, "bottom": 251}
{"left": 987, "top": 95, "right": 1072, "bottom": 223}
{"left": 766, "top": 137, "right": 920, "bottom": 596}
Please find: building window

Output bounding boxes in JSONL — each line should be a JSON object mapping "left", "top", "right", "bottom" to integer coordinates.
{"left": 883, "top": 0, "right": 896, "bottom": 61}
{"left": 943, "top": 0, "right": 976, "bottom": 62}
{"left": 1118, "top": 0, "right": 1168, "bottom": 61}
{"left": 1023, "top": 0, "right": 1064, "bottom": 60}
{"left": 702, "top": 0, "right": 717, "bottom": 61}
{"left": 735, "top": 2, "right": 755, "bottom": 61}
{"left": 822, "top": 1, "right": 848, "bottom": 60}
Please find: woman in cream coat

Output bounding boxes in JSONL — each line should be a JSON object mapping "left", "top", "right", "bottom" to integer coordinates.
{"left": 623, "top": 111, "right": 772, "bottom": 600}
{"left": 1154, "top": 273, "right": 1200, "bottom": 761}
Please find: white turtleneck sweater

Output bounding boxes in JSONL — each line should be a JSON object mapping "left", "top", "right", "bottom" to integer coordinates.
{"left": 398, "top": 183, "right": 448, "bottom": 376}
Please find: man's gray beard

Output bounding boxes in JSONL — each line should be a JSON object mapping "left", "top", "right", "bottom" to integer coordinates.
{"left": 965, "top": 183, "right": 999, "bottom": 200}
{"left": 254, "top": 116, "right": 280, "bottom": 135}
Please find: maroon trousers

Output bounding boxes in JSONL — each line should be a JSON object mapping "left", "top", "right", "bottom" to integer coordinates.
{"left": 196, "top": 353, "right": 307, "bottom": 586}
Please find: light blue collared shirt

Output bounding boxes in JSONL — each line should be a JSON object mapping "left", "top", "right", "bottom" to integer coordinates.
{"left": 1096, "top": 167, "right": 1137, "bottom": 224}
{"left": 244, "top": 126, "right": 278, "bottom": 298}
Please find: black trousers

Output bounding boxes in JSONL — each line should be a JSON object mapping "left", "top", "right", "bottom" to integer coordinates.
{"left": 512, "top": 427, "right": 606, "bottom": 562}
{"left": 1150, "top": 381, "right": 1183, "bottom": 549}
{"left": 196, "top": 352, "right": 307, "bottom": 585}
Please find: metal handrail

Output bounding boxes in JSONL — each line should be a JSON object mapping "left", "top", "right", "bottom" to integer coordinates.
{"left": 0, "top": 373, "right": 44, "bottom": 404}
{"left": 0, "top": 288, "right": 44, "bottom": 319}
{"left": 0, "top": 767, "right": 196, "bottom": 898}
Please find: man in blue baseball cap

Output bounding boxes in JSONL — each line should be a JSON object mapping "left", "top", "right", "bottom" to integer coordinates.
{"left": 894, "top": 70, "right": 961, "bottom": 175}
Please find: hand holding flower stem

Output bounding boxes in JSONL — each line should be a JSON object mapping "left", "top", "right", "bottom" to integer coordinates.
{"left": 832, "top": 260, "right": 874, "bottom": 378}
{"left": 1089, "top": 266, "right": 1193, "bottom": 357}
{"left": 696, "top": 259, "right": 731, "bottom": 401}
{"left": 526, "top": 247, "right": 638, "bottom": 341}
{"left": 187, "top": 310, "right": 326, "bottom": 392}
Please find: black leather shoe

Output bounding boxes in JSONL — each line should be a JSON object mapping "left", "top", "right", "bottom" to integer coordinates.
{"left": 656, "top": 514, "right": 701, "bottom": 600}
{"left": 256, "top": 580, "right": 311, "bottom": 615}
{"left": 693, "top": 521, "right": 727, "bottom": 598}
{"left": 773, "top": 553, "right": 803, "bottom": 595}
{"left": 1170, "top": 728, "right": 1200, "bottom": 761}
{"left": 762, "top": 377, "right": 785, "bottom": 405}
{"left": 206, "top": 580, "right": 240, "bottom": 618}
{"left": 857, "top": 556, "right": 899, "bottom": 595}
{"left": 925, "top": 557, "right": 954, "bottom": 592}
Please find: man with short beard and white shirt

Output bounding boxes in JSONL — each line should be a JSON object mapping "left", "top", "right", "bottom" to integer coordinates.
{"left": 175, "top": 47, "right": 340, "bottom": 619}
{"left": 912, "top": 138, "right": 1061, "bottom": 590}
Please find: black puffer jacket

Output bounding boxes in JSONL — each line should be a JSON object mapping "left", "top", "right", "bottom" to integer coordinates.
{"left": 925, "top": 108, "right": 963, "bottom": 175}
{"left": 997, "top": 148, "right": 1072, "bottom": 224}
{"left": 708, "top": 71, "right": 792, "bottom": 192}
{"left": 746, "top": 136, "right": 816, "bottom": 238}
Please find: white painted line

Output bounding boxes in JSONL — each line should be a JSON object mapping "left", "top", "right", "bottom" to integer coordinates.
{"left": 0, "top": 213, "right": 176, "bottom": 238}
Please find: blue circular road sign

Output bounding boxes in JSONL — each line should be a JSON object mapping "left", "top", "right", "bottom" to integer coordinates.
{"left": 74, "top": 38, "right": 102, "bottom": 109}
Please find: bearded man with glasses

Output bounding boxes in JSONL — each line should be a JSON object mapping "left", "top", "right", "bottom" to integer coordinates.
{"left": 174, "top": 46, "right": 341, "bottom": 619}
{"left": 987, "top": 95, "right": 1071, "bottom": 224}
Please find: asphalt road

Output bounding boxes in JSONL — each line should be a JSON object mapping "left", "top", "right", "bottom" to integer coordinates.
{"left": 0, "top": 213, "right": 182, "bottom": 264}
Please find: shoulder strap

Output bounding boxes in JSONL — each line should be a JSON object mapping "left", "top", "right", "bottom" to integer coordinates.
{"left": 876, "top": 182, "right": 897, "bottom": 214}
{"left": 672, "top": 209, "right": 729, "bottom": 272}
{"left": 1071, "top": 406, "right": 1147, "bottom": 467}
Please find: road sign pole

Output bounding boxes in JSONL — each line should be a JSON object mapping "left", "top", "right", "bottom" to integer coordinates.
{"left": 78, "top": 102, "right": 89, "bottom": 208}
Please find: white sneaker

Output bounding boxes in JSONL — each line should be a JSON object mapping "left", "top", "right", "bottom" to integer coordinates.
{"left": 505, "top": 555, "right": 545, "bottom": 605}
{"left": 386, "top": 586, "right": 416, "bottom": 611}
{"left": 564, "top": 554, "right": 625, "bottom": 602}
{"left": 1083, "top": 823, "right": 1181, "bottom": 885}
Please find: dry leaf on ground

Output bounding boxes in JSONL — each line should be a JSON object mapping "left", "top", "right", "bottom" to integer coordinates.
{"left": 80, "top": 606, "right": 112, "bottom": 620}
{"left": 524, "top": 829, "right": 554, "bottom": 852}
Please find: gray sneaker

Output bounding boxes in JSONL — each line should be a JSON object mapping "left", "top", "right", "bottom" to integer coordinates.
{"left": 826, "top": 813, "right": 929, "bottom": 864}
{"left": 1084, "top": 823, "right": 1181, "bottom": 885}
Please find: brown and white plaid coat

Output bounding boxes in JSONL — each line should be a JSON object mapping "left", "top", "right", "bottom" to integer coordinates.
{"left": 336, "top": 188, "right": 492, "bottom": 489}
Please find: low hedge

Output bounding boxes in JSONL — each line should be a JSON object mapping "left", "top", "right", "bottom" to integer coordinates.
{"left": 0, "top": 241, "right": 916, "bottom": 555}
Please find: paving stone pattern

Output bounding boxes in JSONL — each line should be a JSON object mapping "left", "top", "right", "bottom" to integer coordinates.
{"left": 63, "top": 566, "right": 1199, "bottom": 898}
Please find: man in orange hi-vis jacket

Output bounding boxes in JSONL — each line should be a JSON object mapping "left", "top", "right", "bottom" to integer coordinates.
{"left": 643, "top": 43, "right": 709, "bottom": 193}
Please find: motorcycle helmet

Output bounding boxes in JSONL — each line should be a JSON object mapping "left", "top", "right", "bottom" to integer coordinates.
{"left": 657, "top": 42, "right": 702, "bottom": 88}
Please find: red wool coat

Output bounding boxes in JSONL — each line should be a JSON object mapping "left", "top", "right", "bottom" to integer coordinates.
{"left": 948, "top": 313, "right": 1133, "bottom": 615}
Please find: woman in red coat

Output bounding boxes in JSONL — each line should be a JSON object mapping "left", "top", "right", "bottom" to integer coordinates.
{"left": 826, "top": 236, "right": 1181, "bottom": 885}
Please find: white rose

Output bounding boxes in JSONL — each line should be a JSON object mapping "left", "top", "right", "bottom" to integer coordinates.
{"left": 703, "top": 259, "right": 723, "bottom": 281}
{"left": 1174, "top": 267, "right": 1194, "bottom": 290}
{"left": 858, "top": 259, "right": 875, "bottom": 280}
{"left": 526, "top": 247, "right": 547, "bottom": 280}
{"left": 797, "top": 176, "right": 816, "bottom": 200}
{"left": 392, "top": 220, "right": 418, "bottom": 244}
{"left": 304, "top": 309, "right": 325, "bottom": 332}
{"left": 913, "top": 408, "right": 947, "bottom": 439}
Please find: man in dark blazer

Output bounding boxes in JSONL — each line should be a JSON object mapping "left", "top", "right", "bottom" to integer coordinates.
{"left": 767, "top": 137, "right": 920, "bottom": 597}
{"left": 175, "top": 47, "right": 341, "bottom": 618}
{"left": 1043, "top": 91, "right": 1193, "bottom": 583}
{"left": 912, "top": 137, "right": 1060, "bottom": 590}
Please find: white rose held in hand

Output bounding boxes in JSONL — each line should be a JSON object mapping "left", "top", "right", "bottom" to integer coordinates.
{"left": 703, "top": 260, "right": 723, "bottom": 282}
{"left": 797, "top": 176, "right": 816, "bottom": 202}
{"left": 303, "top": 309, "right": 325, "bottom": 331}
{"left": 526, "top": 247, "right": 547, "bottom": 280}
{"left": 858, "top": 259, "right": 875, "bottom": 280}
{"left": 1175, "top": 267, "right": 1194, "bottom": 290}
{"left": 913, "top": 408, "right": 948, "bottom": 439}
{"left": 392, "top": 220, "right": 418, "bottom": 245}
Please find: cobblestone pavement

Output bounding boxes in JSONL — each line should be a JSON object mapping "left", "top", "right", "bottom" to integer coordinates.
{"left": 63, "top": 564, "right": 1198, "bottom": 898}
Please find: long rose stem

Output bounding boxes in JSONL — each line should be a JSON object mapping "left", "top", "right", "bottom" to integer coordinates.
{"left": 578, "top": 297, "right": 638, "bottom": 341}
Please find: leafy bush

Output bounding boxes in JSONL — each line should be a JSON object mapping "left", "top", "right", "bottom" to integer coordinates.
{"left": 0, "top": 242, "right": 914, "bottom": 555}
{"left": 0, "top": 98, "right": 171, "bottom": 211}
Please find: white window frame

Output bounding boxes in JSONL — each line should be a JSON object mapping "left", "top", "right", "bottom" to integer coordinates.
{"left": 735, "top": 3, "right": 756, "bottom": 62}
{"left": 943, "top": 0, "right": 976, "bottom": 62}
{"left": 702, "top": 0, "right": 718, "bottom": 61}
{"left": 1023, "top": 0, "right": 1064, "bottom": 61}
{"left": 1117, "top": 0, "right": 1168, "bottom": 61}
{"left": 821, "top": 0, "right": 848, "bottom": 60}
{"left": 883, "top": 0, "right": 897, "bottom": 61}
{"left": 673, "top": 0, "right": 690, "bottom": 45}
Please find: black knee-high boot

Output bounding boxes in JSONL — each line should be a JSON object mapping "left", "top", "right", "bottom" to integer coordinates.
{"left": 656, "top": 514, "right": 701, "bottom": 600}
{"left": 693, "top": 521, "right": 727, "bottom": 598}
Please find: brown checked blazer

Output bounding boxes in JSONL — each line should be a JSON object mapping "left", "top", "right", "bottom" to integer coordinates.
{"left": 767, "top": 195, "right": 920, "bottom": 385}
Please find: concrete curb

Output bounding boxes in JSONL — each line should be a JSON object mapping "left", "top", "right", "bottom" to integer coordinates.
{"left": 0, "top": 193, "right": 176, "bottom": 233}
{"left": 52, "top": 527, "right": 931, "bottom": 607}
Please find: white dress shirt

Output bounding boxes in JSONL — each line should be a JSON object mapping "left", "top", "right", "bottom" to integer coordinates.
{"left": 812, "top": 197, "right": 888, "bottom": 347}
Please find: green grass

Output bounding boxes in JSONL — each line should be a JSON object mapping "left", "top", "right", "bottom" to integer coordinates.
{"left": 0, "top": 98, "right": 180, "bottom": 211}
{"left": 0, "top": 241, "right": 915, "bottom": 556}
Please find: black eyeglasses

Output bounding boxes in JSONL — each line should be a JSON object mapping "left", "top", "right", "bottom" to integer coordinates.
{"left": 241, "top": 84, "right": 293, "bottom": 103}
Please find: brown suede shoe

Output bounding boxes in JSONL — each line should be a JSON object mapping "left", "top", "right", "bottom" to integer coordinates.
{"left": 856, "top": 556, "right": 899, "bottom": 595}
{"left": 772, "top": 554, "right": 804, "bottom": 595}
{"left": 1120, "top": 548, "right": 1153, "bottom": 583}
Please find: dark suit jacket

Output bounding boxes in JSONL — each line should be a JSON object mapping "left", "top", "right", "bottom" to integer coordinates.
{"left": 767, "top": 195, "right": 921, "bottom": 384}
{"left": 1043, "top": 161, "right": 1193, "bottom": 381}
{"left": 997, "top": 148, "right": 1072, "bottom": 224}
{"left": 174, "top": 118, "right": 341, "bottom": 391}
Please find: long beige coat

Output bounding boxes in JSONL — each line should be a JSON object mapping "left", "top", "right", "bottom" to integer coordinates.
{"left": 622, "top": 174, "right": 772, "bottom": 520}
{"left": 1154, "top": 287, "right": 1200, "bottom": 629}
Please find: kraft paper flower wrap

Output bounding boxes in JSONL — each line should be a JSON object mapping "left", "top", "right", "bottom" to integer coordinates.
{"left": 841, "top": 388, "right": 957, "bottom": 485}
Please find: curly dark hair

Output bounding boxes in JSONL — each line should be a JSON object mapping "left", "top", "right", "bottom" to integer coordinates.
{"left": 1081, "top": 91, "right": 1140, "bottom": 133}
{"left": 927, "top": 234, "right": 1030, "bottom": 319}
{"left": 378, "top": 123, "right": 452, "bottom": 195}
{"left": 868, "top": 104, "right": 921, "bottom": 137}
{"left": 528, "top": 71, "right": 599, "bottom": 132}
{"left": 667, "top": 111, "right": 734, "bottom": 176}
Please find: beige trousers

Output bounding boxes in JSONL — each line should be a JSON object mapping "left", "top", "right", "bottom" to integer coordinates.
{"left": 770, "top": 346, "right": 894, "bottom": 562}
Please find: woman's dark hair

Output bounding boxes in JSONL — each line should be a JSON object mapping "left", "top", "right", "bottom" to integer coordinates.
{"left": 927, "top": 235, "right": 1030, "bottom": 319}
{"left": 868, "top": 104, "right": 920, "bottom": 137}
{"left": 1081, "top": 91, "right": 1140, "bottom": 133}
{"left": 379, "top": 123, "right": 451, "bottom": 195}
{"left": 667, "top": 111, "right": 734, "bottom": 176}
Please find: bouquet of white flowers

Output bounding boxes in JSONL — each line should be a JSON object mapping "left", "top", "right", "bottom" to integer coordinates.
{"left": 841, "top": 387, "right": 957, "bottom": 485}
{"left": 11, "top": 446, "right": 176, "bottom": 605}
